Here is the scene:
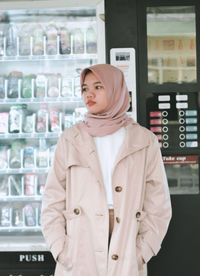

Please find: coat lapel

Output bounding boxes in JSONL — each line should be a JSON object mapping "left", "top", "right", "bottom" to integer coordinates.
{"left": 66, "top": 126, "right": 104, "bottom": 185}
{"left": 114, "top": 123, "right": 150, "bottom": 167}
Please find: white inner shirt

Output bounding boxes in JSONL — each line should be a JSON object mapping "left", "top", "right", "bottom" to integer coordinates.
{"left": 93, "top": 127, "right": 126, "bottom": 209}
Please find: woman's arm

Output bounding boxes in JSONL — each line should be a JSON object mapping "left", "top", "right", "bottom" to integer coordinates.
{"left": 41, "top": 133, "right": 69, "bottom": 264}
{"left": 137, "top": 135, "right": 172, "bottom": 268}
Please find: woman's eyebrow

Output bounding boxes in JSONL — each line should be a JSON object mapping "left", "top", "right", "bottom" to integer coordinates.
{"left": 82, "top": 81, "right": 102, "bottom": 87}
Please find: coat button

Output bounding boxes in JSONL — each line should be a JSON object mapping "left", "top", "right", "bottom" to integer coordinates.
{"left": 116, "top": 217, "right": 120, "bottom": 223}
{"left": 136, "top": 211, "right": 141, "bottom": 218}
{"left": 115, "top": 186, "right": 122, "bottom": 192}
{"left": 112, "top": 254, "right": 119, "bottom": 260}
{"left": 74, "top": 208, "right": 80, "bottom": 215}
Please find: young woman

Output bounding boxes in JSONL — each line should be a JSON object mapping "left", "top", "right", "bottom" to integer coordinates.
{"left": 41, "top": 64, "right": 172, "bottom": 276}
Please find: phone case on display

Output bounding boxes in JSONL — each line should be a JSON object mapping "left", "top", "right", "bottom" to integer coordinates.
{"left": 33, "top": 24, "right": 44, "bottom": 55}
{"left": 22, "top": 74, "right": 36, "bottom": 98}
{"left": 23, "top": 146, "right": 35, "bottom": 168}
{"left": 9, "top": 140, "right": 24, "bottom": 169}
{"left": 0, "top": 146, "right": 8, "bottom": 169}
{"left": 46, "top": 23, "right": 58, "bottom": 55}
{"left": 24, "top": 204, "right": 36, "bottom": 226}
{"left": 8, "top": 71, "right": 23, "bottom": 98}
{"left": 0, "top": 176, "right": 8, "bottom": 196}
{"left": 19, "top": 23, "right": 31, "bottom": 56}
{"left": 0, "top": 205, "right": 10, "bottom": 226}
{"left": 36, "top": 74, "right": 47, "bottom": 98}
{"left": 9, "top": 175, "right": 22, "bottom": 196}
{"left": 47, "top": 73, "right": 60, "bottom": 97}
{"left": 59, "top": 25, "right": 71, "bottom": 54}
{"left": 0, "top": 75, "right": 6, "bottom": 98}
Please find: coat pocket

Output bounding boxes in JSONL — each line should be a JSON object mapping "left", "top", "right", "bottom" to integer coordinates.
{"left": 57, "top": 235, "right": 73, "bottom": 271}
{"left": 63, "top": 205, "right": 82, "bottom": 237}
{"left": 135, "top": 210, "right": 147, "bottom": 271}
{"left": 62, "top": 205, "right": 83, "bottom": 271}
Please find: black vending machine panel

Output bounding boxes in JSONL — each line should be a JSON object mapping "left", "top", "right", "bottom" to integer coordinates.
{"left": 146, "top": 92, "right": 199, "bottom": 151}
{"left": 146, "top": 92, "right": 200, "bottom": 196}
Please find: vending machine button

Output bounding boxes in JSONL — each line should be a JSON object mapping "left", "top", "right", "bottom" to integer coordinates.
{"left": 186, "top": 141, "right": 198, "bottom": 147}
{"left": 158, "top": 95, "right": 170, "bottom": 101}
{"left": 186, "top": 126, "right": 197, "bottom": 132}
{"left": 150, "top": 111, "right": 162, "bottom": 117}
{"left": 159, "top": 103, "right": 170, "bottom": 109}
{"left": 185, "top": 118, "right": 197, "bottom": 124}
{"left": 176, "top": 95, "right": 188, "bottom": 101}
{"left": 176, "top": 102, "right": 188, "bottom": 109}
{"left": 150, "top": 126, "right": 162, "bottom": 133}
{"left": 186, "top": 134, "right": 198, "bottom": 140}
{"left": 185, "top": 110, "right": 197, "bottom": 116}
{"left": 150, "top": 119, "right": 162, "bottom": 125}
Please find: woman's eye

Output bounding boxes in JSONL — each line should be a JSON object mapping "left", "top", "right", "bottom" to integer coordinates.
{"left": 82, "top": 87, "right": 87, "bottom": 92}
{"left": 96, "top": 85, "right": 102, "bottom": 89}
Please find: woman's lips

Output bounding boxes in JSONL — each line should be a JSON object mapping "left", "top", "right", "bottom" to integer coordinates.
{"left": 87, "top": 100, "right": 96, "bottom": 106}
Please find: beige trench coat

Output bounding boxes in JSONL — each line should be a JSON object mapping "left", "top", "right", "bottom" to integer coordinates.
{"left": 41, "top": 122, "right": 172, "bottom": 276}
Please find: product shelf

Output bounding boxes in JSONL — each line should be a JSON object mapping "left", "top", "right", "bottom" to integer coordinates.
{"left": 0, "top": 168, "right": 49, "bottom": 175}
{"left": 0, "top": 132, "right": 60, "bottom": 140}
{"left": 0, "top": 226, "right": 41, "bottom": 232}
{"left": 0, "top": 195, "right": 42, "bottom": 202}
{"left": 0, "top": 53, "right": 98, "bottom": 62}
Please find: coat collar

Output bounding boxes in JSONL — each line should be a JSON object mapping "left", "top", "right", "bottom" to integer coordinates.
{"left": 115, "top": 123, "right": 150, "bottom": 166}
{"left": 63, "top": 122, "right": 151, "bottom": 183}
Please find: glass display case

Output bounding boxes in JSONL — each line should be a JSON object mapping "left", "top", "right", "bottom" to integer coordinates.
{"left": 0, "top": 6, "right": 101, "bottom": 252}
{"left": 147, "top": 6, "right": 196, "bottom": 84}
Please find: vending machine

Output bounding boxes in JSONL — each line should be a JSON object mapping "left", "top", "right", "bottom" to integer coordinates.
{"left": 105, "top": 0, "right": 200, "bottom": 275}
{"left": 0, "top": 0, "right": 105, "bottom": 275}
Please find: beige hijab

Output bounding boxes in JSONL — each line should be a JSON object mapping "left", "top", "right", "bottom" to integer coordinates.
{"left": 79, "top": 64, "right": 134, "bottom": 136}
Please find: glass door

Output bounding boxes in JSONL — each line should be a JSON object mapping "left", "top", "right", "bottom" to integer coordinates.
{"left": 0, "top": 5, "right": 100, "bottom": 252}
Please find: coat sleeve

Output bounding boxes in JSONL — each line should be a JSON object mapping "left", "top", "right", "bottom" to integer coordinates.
{"left": 136, "top": 135, "right": 172, "bottom": 267}
{"left": 41, "top": 133, "right": 70, "bottom": 267}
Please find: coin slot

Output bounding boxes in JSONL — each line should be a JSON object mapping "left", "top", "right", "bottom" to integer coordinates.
{"left": 179, "top": 118, "right": 185, "bottom": 124}
{"left": 162, "top": 118, "right": 168, "bottom": 125}
{"left": 179, "top": 134, "right": 185, "bottom": 140}
{"left": 163, "top": 134, "right": 169, "bottom": 140}
{"left": 162, "top": 111, "right": 168, "bottom": 117}
{"left": 179, "top": 126, "right": 185, "bottom": 132}
{"left": 179, "top": 141, "right": 185, "bottom": 148}
{"left": 162, "top": 142, "right": 169, "bottom": 148}
{"left": 179, "top": 110, "right": 185, "bottom": 116}
{"left": 162, "top": 126, "right": 168, "bottom": 133}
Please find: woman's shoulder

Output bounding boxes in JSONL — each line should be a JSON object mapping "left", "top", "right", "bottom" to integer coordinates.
{"left": 128, "top": 122, "right": 158, "bottom": 144}
{"left": 60, "top": 123, "right": 81, "bottom": 139}
{"left": 58, "top": 123, "right": 87, "bottom": 146}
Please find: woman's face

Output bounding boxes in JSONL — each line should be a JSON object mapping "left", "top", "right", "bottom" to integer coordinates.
{"left": 82, "top": 72, "right": 108, "bottom": 114}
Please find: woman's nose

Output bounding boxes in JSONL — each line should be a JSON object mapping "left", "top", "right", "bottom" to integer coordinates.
{"left": 86, "top": 90, "right": 95, "bottom": 98}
